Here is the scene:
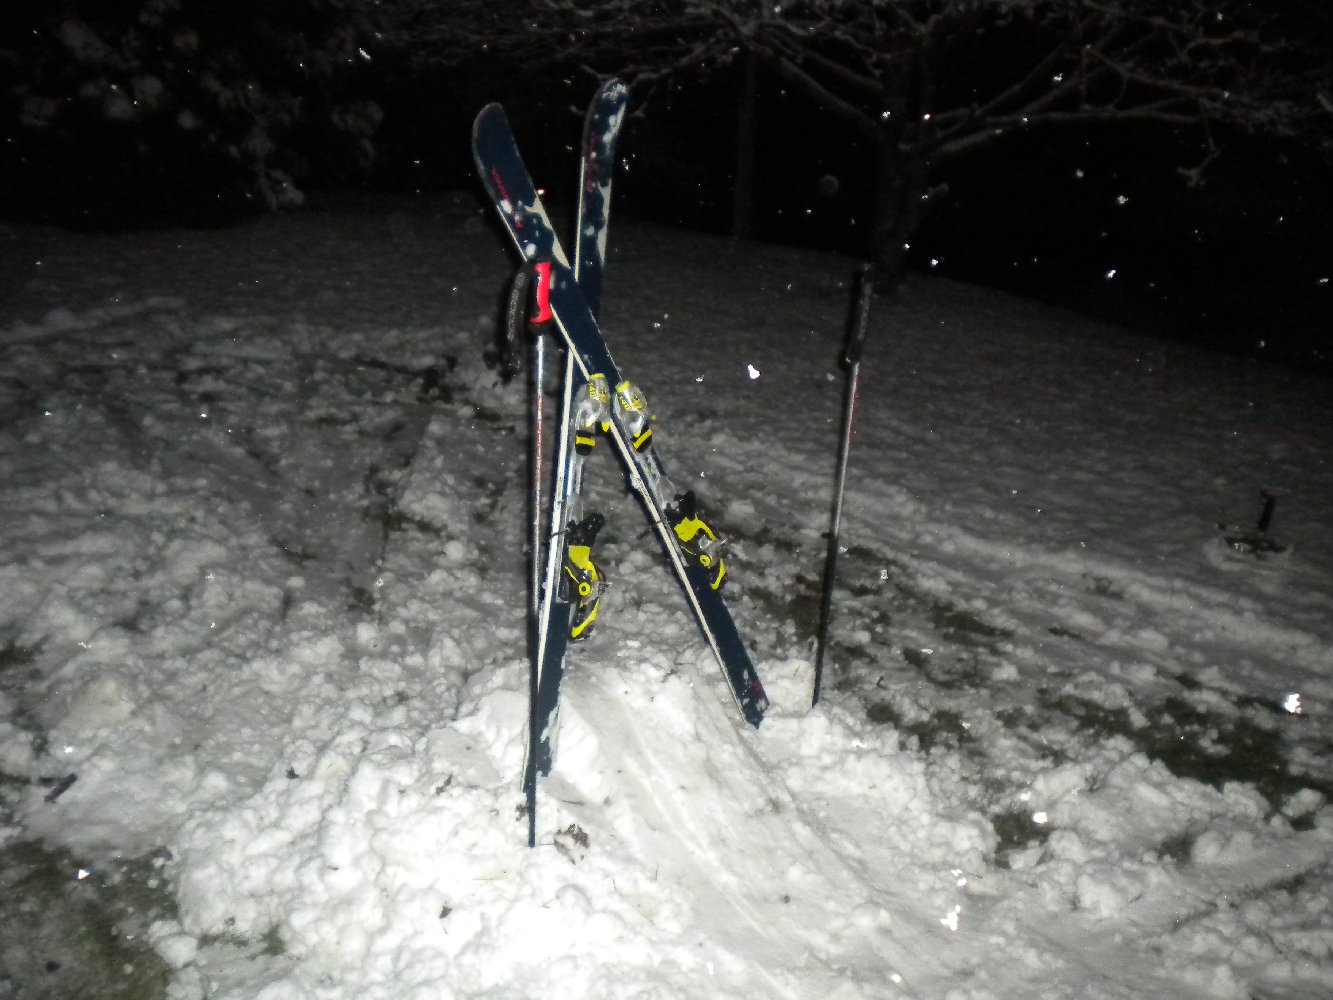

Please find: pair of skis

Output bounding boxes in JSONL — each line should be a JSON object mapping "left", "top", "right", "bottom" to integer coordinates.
{"left": 473, "top": 82, "right": 770, "bottom": 847}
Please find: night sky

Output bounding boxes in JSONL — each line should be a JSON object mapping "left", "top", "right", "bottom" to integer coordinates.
{"left": 3, "top": 6, "right": 1330, "bottom": 374}
{"left": 593, "top": 75, "right": 1333, "bottom": 375}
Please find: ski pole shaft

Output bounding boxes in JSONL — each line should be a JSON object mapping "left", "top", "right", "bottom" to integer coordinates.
{"left": 504, "top": 263, "right": 547, "bottom": 620}
{"left": 812, "top": 263, "right": 875, "bottom": 707}
{"left": 526, "top": 262, "right": 554, "bottom": 617}
{"left": 511, "top": 260, "right": 554, "bottom": 849}
{"left": 532, "top": 341, "right": 545, "bottom": 615}
{"left": 527, "top": 307, "right": 544, "bottom": 849}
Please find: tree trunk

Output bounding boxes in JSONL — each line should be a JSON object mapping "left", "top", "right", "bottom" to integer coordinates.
{"left": 869, "top": 127, "right": 931, "bottom": 293}
{"left": 733, "top": 50, "right": 757, "bottom": 240}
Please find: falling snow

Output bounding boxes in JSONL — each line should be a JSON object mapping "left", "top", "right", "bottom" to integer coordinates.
{"left": 0, "top": 194, "right": 1330, "bottom": 1000}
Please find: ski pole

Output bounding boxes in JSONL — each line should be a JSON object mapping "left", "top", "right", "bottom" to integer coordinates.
{"left": 503, "top": 262, "right": 549, "bottom": 620}
{"left": 506, "top": 261, "right": 553, "bottom": 847}
{"left": 812, "top": 263, "right": 875, "bottom": 707}
{"left": 529, "top": 262, "right": 554, "bottom": 610}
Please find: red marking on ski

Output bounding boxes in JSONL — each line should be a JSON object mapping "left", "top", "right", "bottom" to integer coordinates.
{"left": 490, "top": 167, "right": 523, "bottom": 230}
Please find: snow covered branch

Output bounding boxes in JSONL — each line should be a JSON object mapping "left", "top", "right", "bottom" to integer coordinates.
{"left": 366, "top": 0, "right": 1325, "bottom": 276}
{"left": 472, "top": 0, "right": 1329, "bottom": 277}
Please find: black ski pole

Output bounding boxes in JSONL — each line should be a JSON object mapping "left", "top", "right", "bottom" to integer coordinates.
{"left": 812, "top": 263, "right": 875, "bottom": 707}
{"left": 504, "top": 265, "right": 537, "bottom": 620}
{"left": 506, "top": 261, "right": 553, "bottom": 847}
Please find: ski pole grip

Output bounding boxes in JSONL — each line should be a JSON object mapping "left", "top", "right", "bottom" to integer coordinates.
{"left": 505, "top": 261, "right": 554, "bottom": 342}
{"left": 530, "top": 260, "right": 554, "bottom": 328}
{"left": 843, "top": 262, "right": 875, "bottom": 366}
{"left": 498, "top": 265, "right": 532, "bottom": 378}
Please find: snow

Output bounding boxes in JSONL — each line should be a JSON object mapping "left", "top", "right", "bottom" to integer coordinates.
{"left": 1, "top": 193, "right": 1331, "bottom": 1000}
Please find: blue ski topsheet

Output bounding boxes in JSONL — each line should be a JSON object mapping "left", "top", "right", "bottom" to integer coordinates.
{"left": 474, "top": 101, "right": 768, "bottom": 729}
{"left": 573, "top": 79, "right": 627, "bottom": 319}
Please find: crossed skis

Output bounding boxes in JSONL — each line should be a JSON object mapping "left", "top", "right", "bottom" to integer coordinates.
{"left": 473, "top": 81, "right": 770, "bottom": 846}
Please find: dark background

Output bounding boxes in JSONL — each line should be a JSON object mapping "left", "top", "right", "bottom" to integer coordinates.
{"left": 3, "top": 21, "right": 1330, "bottom": 375}
{"left": 432, "top": 71, "right": 1330, "bottom": 375}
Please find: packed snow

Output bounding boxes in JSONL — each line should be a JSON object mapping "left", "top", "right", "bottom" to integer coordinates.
{"left": 1, "top": 192, "right": 1330, "bottom": 1000}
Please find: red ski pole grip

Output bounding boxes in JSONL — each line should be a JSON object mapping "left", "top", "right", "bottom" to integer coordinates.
{"left": 531, "top": 260, "right": 554, "bottom": 327}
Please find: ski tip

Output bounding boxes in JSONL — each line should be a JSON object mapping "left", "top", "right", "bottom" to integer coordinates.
{"left": 595, "top": 77, "right": 628, "bottom": 100}
{"left": 473, "top": 102, "right": 508, "bottom": 140}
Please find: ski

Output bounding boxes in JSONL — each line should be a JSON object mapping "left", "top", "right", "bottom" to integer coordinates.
{"left": 573, "top": 77, "right": 627, "bottom": 319}
{"left": 474, "top": 99, "right": 770, "bottom": 738}
{"left": 522, "top": 80, "right": 629, "bottom": 842}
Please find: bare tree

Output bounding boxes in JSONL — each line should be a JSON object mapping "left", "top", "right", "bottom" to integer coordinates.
{"left": 404, "top": 0, "right": 1331, "bottom": 289}
{"left": 726, "top": 0, "right": 1332, "bottom": 285}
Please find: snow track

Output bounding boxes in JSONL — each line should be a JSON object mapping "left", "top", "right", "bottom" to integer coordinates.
{"left": 551, "top": 660, "right": 928, "bottom": 998}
